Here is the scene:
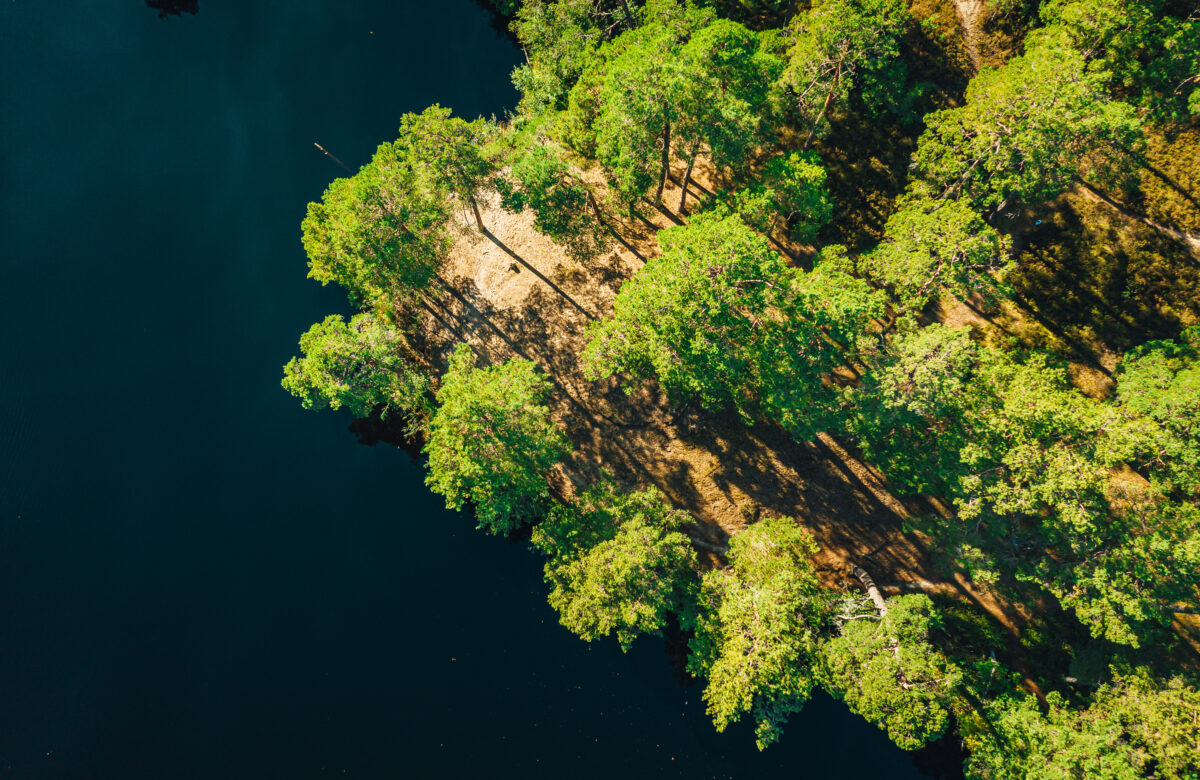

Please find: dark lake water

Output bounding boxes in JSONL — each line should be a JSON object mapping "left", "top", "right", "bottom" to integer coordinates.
{"left": 0, "top": 2, "right": 929, "bottom": 777}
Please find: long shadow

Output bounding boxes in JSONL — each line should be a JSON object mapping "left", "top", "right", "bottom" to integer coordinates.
{"left": 606, "top": 223, "right": 647, "bottom": 264}
{"left": 549, "top": 381, "right": 710, "bottom": 519}
{"left": 635, "top": 212, "right": 662, "bottom": 235}
{"left": 649, "top": 200, "right": 686, "bottom": 227}
{"left": 480, "top": 229, "right": 597, "bottom": 321}
{"left": 431, "top": 277, "right": 660, "bottom": 470}
{"left": 418, "top": 296, "right": 463, "bottom": 341}
{"left": 1008, "top": 199, "right": 1200, "bottom": 357}
{"left": 1126, "top": 147, "right": 1200, "bottom": 210}
{"left": 670, "top": 174, "right": 713, "bottom": 199}
{"left": 433, "top": 275, "right": 532, "bottom": 361}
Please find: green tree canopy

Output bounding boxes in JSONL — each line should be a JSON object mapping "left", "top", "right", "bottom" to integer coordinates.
{"left": 818, "top": 594, "right": 961, "bottom": 750}
{"left": 568, "top": 15, "right": 703, "bottom": 205}
{"left": 849, "top": 324, "right": 1196, "bottom": 644}
{"left": 532, "top": 480, "right": 697, "bottom": 650}
{"left": 281, "top": 313, "right": 432, "bottom": 430}
{"left": 1039, "top": 0, "right": 1200, "bottom": 122}
{"left": 909, "top": 29, "right": 1142, "bottom": 214}
{"left": 496, "top": 140, "right": 610, "bottom": 262}
{"left": 778, "top": 0, "right": 910, "bottom": 143}
{"left": 963, "top": 669, "right": 1200, "bottom": 779}
{"left": 1101, "top": 328, "right": 1200, "bottom": 497}
{"left": 396, "top": 105, "right": 498, "bottom": 232}
{"left": 510, "top": 0, "right": 641, "bottom": 114}
{"left": 424, "top": 344, "right": 570, "bottom": 534}
{"left": 301, "top": 142, "right": 450, "bottom": 310}
{"left": 583, "top": 213, "right": 881, "bottom": 439}
{"left": 863, "top": 197, "right": 1013, "bottom": 313}
{"left": 672, "top": 18, "right": 783, "bottom": 207}
{"left": 715, "top": 151, "right": 833, "bottom": 243}
{"left": 564, "top": 9, "right": 780, "bottom": 207}
{"left": 687, "top": 516, "right": 830, "bottom": 749}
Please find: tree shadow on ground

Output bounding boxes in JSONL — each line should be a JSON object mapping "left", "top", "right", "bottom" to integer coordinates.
{"left": 1001, "top": 195, "right": 1200, "bottom": 367}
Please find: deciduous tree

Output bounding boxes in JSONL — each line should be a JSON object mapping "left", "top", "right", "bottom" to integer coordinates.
{"left": 496, "top": 141, "right": 610, "bottom": 262}
{"left": 863, "top": 197, "right": 1012, "bottom": 313}
{"left": 1101, "top": 328, "right": 1200, "bottom": 497}
{"left": 962, "top": 669, "right": 1200, "bottom": 779}
{"left": 301, "top": 142, "right": 450, "bottom": 310}
{"left": 908, "top": 29, "right": 1142, "bottom": 214}
{"left": 673, "top": 19, "right": 783, "bottom": 210}
{"left": 281, "top": 313, "right": 432, "bottom": 431}
{"left": 687, "top": 516, "right": 830, "bottom": 749}
{"left": 818, "top": 594, "right": 961, "bottom": 750}
{"left": 848, "top": 324, "right": 1197, "bottom": 644}
{"left": 1040, "top": 0, "right": 1200, "bottom": 123}
{"left": 510, "top": 0, "right": 642, "bottom": 114}
{"left": 778, "top": 0, "right": 910, "bottom": 145}
{"left": 532, "top": 480, "right": 697, "bottom": 650}
{"left": 424, "top": 344, "right": 569, "bottom": 534}
{"left": 713, "top": 151, "right": 833, "bottom": 242}
{"left": 582, "top": 213, "right": 880, "bottom": 439}
{"left": 397, "top": 105, "right": 498, "bottom": 232}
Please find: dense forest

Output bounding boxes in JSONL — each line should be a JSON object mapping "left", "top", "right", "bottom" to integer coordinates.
{"left": 282, "top": 0, "right": 1200, "bottom": 775}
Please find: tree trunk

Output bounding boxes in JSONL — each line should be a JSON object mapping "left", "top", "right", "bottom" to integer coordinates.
{"left": 679, "top": 143, "right": 700, "bottom": 214}
{"left": 1077, "top": 180, "right": 1200, "bottom": 259}
{"left": 586, "top": 187, "right": 604, "bottom": 225}
{"left": 803, "top": 62, "right": 842, "bottom": 151}
{"left": 618, "top": 0, "right": 635, "bottom": 29}
{"left": 655, "top": 117, "right": 671, "bottom": 206}
{"left": 469, "top": 195, "right": 486, "bottom": 233}
{"left": 851, "top": 565, "right": 889, "bottom": 617}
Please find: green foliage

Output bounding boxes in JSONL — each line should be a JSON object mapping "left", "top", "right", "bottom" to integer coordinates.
{"left": 281, "top": 313, "right": 432, "bottom": 430}
{"left": 863, "top": 197, "right": 1012, "bottom": 312}
{"left": 564, "top": 11, "right": 781, "bottom": 205}
{"left": 595, "top": 22, "right": 699, "bottom": 203}
{"left": 583, "top": 213, "right": 881, "bottom": 439}
{"left": 849, "top": 324, "right": 1197, "bottom": 645}
{"left": 1040, "top": 0, "right": 1200, "bottom": 123}
{"left": 963, "top": 669, "right": 1200, "bottom": 779}
{"left": 424, "top": 344, "right": 570, "bottom": 534}
{"left": 818, "top": 594, "right": 961, "bottom": 750}
{"left": 510, "top": 0, "right": 641, "bottom": 114}
{"left": 396, "top": 105, "right": 498, "bottom": 229}
{"left": 532, "top": 480, "right": 697, "bottom": 650}
{"left": 909, "top": 29, "right": 1143, "bottom": 213}
{"left": 778, "top": 0, "right": 910, "bottom": 140}
{"left": 674, "top": 19, "right": 784, "bottom": 170}
{"left": 289, "top": 0, "right": 1200, "bottom": 763}
{"left": 718, "top": 151, "right": 833, "bottom": 242}
{"left": 687, "top": 517, "right": 830, "bottom": 749}
{"left": 497, "top": 142, "right": 610, "bottom": 261}
{"left": 1102, "top": 328, "right": 1200, "bottom": 497}
{"left": 301, "top": 142, "right": 450, "bottom": 309}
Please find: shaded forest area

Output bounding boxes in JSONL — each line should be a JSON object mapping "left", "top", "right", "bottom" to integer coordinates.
{"left": 283, "top": 1, "right": 1200, "bottom": 776}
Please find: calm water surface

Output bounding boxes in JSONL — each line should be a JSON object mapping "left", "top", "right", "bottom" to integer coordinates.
{"left": 0, "top": 2, "right": 927, "bottom": 777}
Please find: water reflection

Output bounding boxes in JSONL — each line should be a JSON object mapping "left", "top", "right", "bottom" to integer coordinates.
{"left": 146, "top": 0, "right": 198, "bottom": 18}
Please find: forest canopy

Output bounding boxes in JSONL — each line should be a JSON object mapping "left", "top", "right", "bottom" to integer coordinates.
{"left": 284, "top": 0, "right": 1200, "bottom": 774}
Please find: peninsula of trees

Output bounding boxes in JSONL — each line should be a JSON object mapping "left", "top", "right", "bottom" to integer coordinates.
{"left": 283, "top": 0, "right": 1200, "bottom": 775}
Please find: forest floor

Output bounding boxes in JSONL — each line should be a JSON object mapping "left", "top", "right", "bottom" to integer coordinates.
{"left": 408, "top": 164, "right": 1040, "bottom": 659}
